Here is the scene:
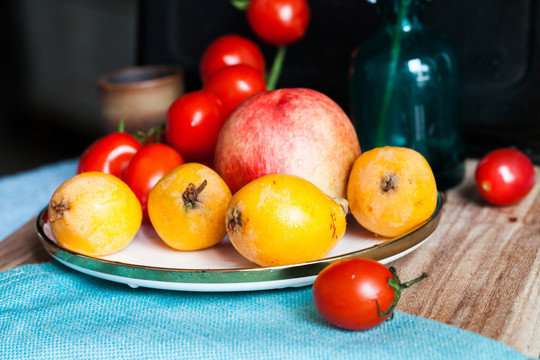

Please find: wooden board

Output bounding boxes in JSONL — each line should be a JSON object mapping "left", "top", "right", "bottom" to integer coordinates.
{"left": 391, "top": 160, "right": 540, "bottom": 358}
{"left": 0, "top": 159, "right": 539, "bottom": 358}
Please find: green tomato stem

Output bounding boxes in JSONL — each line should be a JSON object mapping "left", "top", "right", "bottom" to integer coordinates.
{"left": 134, "top": 123, "right": 165, "bottom": 144}
{"left": 154, "top": 123, "right": 165, "bottom": 143}
{"left": 377, "top": 266, "right": 427, "bottom": 318}
{"left": 230, "top": 0, "right": 250, "bottom": 11}
{"left": 266, "top": 46, "right": 287, "bottom": 91}
{"left": 229, "top": 0, "right": 285, "bottom": 91}
{"left": 118, "top": 119, "right": 125, "bottom": 133}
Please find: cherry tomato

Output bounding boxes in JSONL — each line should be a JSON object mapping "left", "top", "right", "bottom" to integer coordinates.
{"left": 246, "top": 0, "right": 311, "bottom": 47}
{"left": 313, "top": 258, "right": 426, "bottom": 331}
{"left": 77, "top": 132, "right": 142, "bottom": 178}
{"left": 122, "top": 143, "right": 184, "bottom": 221}
{"left": 203, "top": 64, "right": 266, "bottom": 118}
{"left": 200, "top": 34, "right": 266, "bottom": 83}
{"left": 166, "top": 90, "right": 225, "bottom": 164}
{"left": 475, "top": 148, "right": 535, "bottom": 206}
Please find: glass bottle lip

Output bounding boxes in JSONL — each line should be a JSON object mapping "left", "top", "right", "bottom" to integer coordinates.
{"left": 371, "top": 0, "right": 428, "bottom": 28}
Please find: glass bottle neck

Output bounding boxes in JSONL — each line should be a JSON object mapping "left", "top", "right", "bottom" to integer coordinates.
{"left": 379, "top": 0, "right": 424, "bottom": 32}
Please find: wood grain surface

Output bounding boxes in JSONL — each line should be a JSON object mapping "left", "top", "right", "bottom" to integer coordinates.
{"left": 391, "top": 160, "right": 540, "bottom": 358}
{"left": 0, "top": 218, "right": 52, "bottom": 271}
{"left": 0, "top": 159, "right": 538, "bottom": 357}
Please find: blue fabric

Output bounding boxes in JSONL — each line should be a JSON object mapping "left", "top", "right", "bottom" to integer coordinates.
{"left": 0, "top": 159, "right": 78, "bottom": 241}
{"left": 0, "top": 161, "right": 532, "bottom": 359}
{"left": 0, "top": 262, "right": 530, "bottom": 360}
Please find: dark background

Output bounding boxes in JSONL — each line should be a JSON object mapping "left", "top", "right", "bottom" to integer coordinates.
{"left": 2, "top": 0, "right": 539, "bottom": 176}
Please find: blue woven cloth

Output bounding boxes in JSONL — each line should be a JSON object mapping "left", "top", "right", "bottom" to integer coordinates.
{"left": 0, "top": 262, "right": 530, "bottom": 360}
{"left": 0, "top": 161, "right": 532, "bottom": 359}
{"left": 0, "top": 159, "right": 78, "bottom": 241}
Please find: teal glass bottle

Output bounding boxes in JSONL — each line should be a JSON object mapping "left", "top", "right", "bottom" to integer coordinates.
{"left": 349, "top": 0, "right": 465, "bottom": 190}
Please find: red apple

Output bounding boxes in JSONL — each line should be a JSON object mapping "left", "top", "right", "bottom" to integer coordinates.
{"left": 214, "top": 88, "right": 361, "bottom": 199}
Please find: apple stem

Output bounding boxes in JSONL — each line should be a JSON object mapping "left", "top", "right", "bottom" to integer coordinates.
{"left": 333, "top": 197, "right": 349, "bottom": 215}
{"left": 267, "top": 46, "right": 287, "bottom": 91}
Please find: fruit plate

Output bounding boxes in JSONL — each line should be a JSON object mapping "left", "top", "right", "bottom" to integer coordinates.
{"left": 36, "top": 192, "right": 442, "bottom": 292}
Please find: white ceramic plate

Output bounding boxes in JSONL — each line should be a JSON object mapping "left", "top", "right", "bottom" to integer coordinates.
{"left": 37, "top": 193, "right": 442, "bottom": 292}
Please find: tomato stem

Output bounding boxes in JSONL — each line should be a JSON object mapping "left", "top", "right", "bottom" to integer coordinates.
{"left": 267, "top": 46, "right": 287, "bottom": 91}
{"left": 376, "top": 267, "right": 427, "bottom": 318}
{"left": 230, "top": 0, "right": 250, "bottom": 11}
{"left": 118, "top": 119, "right": 125, "bottom": 133}
{"left": 135, "top": 123, "right": 165, "bottom": 144}
{"left": 154, "top": 123, "right": 165, "bottom": 143}
{"left": 229, "top": 0, "right": 285, "bottom": 91}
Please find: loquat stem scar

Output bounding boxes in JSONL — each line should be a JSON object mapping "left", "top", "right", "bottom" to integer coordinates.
{"left": 227, "top": 209, "right": 242, "bottom": 232}
{"left": 381, "top": 171, "right": 398, "bottom": 193}
{"left": 182, "top": 180, "right": 208, "bottom": 210}
{"left": 49, "top": 200, "right": 69, "bottom": 222}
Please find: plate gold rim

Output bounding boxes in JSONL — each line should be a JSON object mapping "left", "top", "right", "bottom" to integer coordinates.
{"left": 36, "top": 192, "right": 442, "bottom": 285}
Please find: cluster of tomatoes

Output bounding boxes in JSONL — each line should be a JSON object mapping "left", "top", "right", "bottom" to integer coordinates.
{"left": 77, "top": 0, "right": 311, "bottom": 221}
{"left": 167, "top": 34, "right": 267, "bottom": 166}
{"left": 76, "top": 129, "right": 182, "bottom": 222}
{"left": 168, "top": 0, "right": 311, "bottom": 166}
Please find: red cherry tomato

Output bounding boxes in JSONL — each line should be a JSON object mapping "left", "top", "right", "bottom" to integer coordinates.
{"left": 77, "top": 132, "right": 142, "bottom": 178}
{"left": 166, "top": 90, "right": 225, "bottom": 164}
{"left": 122, "top": 143, "right": 184, "bottom": 221}
{"left": 200, "top": 34, "right": 266, "bottom": 83}
{"left": 313, "top": 258, "right": 426, "bottom": 331}
{"left": 475, "top": 148, "right": 535, "bottom": 206}
{"left": 203, "top": 64, "right": 266, "bottom": 118}
{"left": 247, "top": 0, "right": 311, "bottom": 47}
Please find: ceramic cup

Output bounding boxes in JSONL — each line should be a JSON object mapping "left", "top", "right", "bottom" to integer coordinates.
{"left": 97, "top": 64, "right": 185, "bottom": 133}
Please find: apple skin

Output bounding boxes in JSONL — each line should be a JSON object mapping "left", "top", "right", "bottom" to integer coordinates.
{"left": 214, "top": 88, "right": 361, "bottom": 199}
